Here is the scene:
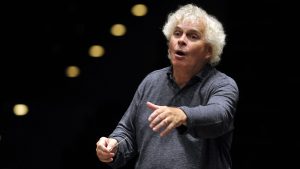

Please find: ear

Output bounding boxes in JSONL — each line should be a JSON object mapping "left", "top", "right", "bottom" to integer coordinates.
{"left": 205, "top": 44, "right": 213, "bottom": 59}
{"left": 167, "top": 49, "right": 171, "bottom": 59}
{"left": 167, "top": 41, "right": 171, "bottom": 48}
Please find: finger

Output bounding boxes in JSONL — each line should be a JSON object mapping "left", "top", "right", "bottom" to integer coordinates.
{"left": 96, "top": 137, "right": 106, "bottom": 147}
{"left": 152, "top": 117, "right": 169, "bottom": 132}
{"left": 148, "top": 111, "right": 158, "bottom": 122}
{"left": 96, "top": 149, "right": 114, "bottom": 157}
{"left": 96, "top": 149, "right": 115, "bottom": 162}
{"left": 97, "top": 137, "right": 110, "bottom": 153}
{"left": 146, "top": 101, "right": 160, "bottom": 111}
{"left": 100, "top": 157, "right": 114, "bottom": 163}
{"left": 98, "top": 152, "right": 115, "bottom": 163}
{"left": 107, "top": 138, "right": 118, "bottom": 152}
{"left": 160, "top": 121, "right": 176, "bottom": 137}
{"left": 149, "top": 112, "right": 166, "bottom": 128}
{"left": 148, "top": 106, "right": 165, "bottom": 122}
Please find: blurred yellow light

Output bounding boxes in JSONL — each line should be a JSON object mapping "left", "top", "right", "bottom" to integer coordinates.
{"left": 131, "top": 4, "right": 148, "bottom": 17}
{"left": 111, "top": 24, "right": 126, "bottom": 36}
{"left": 13, "top": 104, "right": 29, "bottom": 116}
{"left": 89, "top": 45, "right": 105, "bottom": 58}
{"left": 66, "top": 66, "right": 80, "bottom": 78}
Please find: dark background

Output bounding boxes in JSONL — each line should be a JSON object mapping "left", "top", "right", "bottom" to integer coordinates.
{"left": 0, "top": 0, "right": 298, "bottom": 169}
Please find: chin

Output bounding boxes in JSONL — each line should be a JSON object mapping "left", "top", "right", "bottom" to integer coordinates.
{"left": 171, "top": 60, "right": 187, "bottom": 68}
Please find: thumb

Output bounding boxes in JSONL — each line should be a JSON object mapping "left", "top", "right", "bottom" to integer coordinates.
{"left": 107, "top": 138, "right": 117, "bottom": 151}
{"left": 147, "top": 101, "right": 160, "bottom": 111}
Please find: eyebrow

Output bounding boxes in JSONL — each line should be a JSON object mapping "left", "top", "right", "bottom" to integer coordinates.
{"left": 174, "top": 26, "right": 201, "bottom": 34}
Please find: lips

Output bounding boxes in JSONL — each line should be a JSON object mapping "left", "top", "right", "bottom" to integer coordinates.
{"left": 174, "top": 50, "right": 187, "bottom": 58}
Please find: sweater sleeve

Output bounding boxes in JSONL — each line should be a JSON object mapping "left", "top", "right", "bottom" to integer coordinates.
{"left": 107, "top": 77, "right": 148, "bottom": 168}
{"left": 180, "top": 77, "right": 239, "bottom": 139}
{"left": 107, "top": 94, "right": 139, "bottom": 168}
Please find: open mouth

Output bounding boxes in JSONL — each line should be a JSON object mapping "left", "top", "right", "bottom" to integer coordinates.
{"left": 175, "top": 50, "right": 186, "bottom": 57}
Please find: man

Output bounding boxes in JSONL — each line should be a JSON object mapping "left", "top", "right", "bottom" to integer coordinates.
{"left": 96, "top": 4, "right": 239, "bottom": 169}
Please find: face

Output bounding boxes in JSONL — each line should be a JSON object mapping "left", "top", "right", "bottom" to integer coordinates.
{"left": 168, "top": 20, "right": 211, "bottom": 72}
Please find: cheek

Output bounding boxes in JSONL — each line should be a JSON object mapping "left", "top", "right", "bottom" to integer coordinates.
{"left": 190, "top": 49, "right": 208, "bottom": 62}
{"left": 168, "top": 40, "right": 176, "bottom": 50}
{"left": 191, "top": 44, "right": 207, "bottom": 56}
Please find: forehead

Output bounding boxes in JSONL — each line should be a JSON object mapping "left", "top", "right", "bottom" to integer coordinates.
{"left": 176, "top": 20, "right": 204, "bottom": 33}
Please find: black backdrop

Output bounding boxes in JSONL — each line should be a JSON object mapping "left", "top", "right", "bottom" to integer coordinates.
{"left": 0, "top": 0, "right": 298, "bottom": 169}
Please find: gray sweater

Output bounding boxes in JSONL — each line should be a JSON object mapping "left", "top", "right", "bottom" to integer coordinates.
{"left": 109, "top": 65, "right": 239, "bottom": 169}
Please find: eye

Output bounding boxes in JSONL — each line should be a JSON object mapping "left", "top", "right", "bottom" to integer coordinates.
{"left": 188, "top": 33, "right": 200, "bottom": 40}
{"left": 173, "top": 30, "right": 182, "bottom": 37}
{"left": 187, "top": 33, "right": 201, "bottom": 41}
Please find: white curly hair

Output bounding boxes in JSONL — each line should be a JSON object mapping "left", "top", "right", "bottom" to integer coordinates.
{"left": 162, "top": 4, "right": 226, "bottom": 66}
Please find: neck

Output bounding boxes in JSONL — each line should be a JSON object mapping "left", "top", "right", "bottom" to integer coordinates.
{"left": 173, "top": 66, "right": 203, "bottom": 88}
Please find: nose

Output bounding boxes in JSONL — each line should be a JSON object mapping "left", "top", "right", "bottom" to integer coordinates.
{"left": 178, "top": 35, "right": 187, "bottom": 46}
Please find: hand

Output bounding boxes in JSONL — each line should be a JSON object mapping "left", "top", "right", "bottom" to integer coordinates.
{"left": 147, "top": 102, "right": 187, "bottom": 137}
{"left": 96, "top": 137, "right": 118, "bottom": 163}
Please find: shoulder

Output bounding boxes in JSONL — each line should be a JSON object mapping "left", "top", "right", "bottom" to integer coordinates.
{"left": 143, "top": 67, "right": 170, "bottom": 81}
{"left": 138, "top": 67, "right": 169, "bottom": 87}
{"left": 207, "top": 68, "right": 239, "bottom": 91}
{"left": 213, "top": 69, "right": 236, "bottom": 84}
{"left": 135, "top": 67, "right": 170, "bottom": 93}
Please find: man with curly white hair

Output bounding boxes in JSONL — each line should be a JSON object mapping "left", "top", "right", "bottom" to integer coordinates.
{"left": 96, "top": 3, "right": 239, "bottom": 169}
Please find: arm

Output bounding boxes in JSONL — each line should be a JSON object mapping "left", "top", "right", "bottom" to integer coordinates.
{"left": 105, "top": 82, "right": 145, "bottom": 168}
{"left": 180, "top": 79, "right": 239, "bottom": 138}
